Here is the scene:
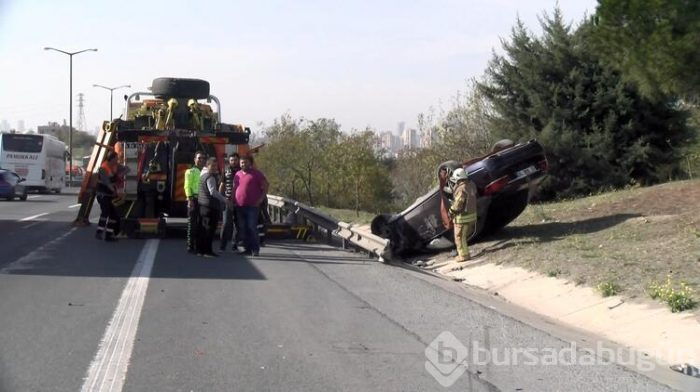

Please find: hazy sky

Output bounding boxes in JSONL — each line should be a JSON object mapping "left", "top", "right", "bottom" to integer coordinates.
{"left": 0, "top": 0, "right": 597, "bottom": 135}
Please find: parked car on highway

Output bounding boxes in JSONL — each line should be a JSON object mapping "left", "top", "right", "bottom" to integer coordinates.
{"left": 0, "top": 168, "right": 28, "bottom": 201}
{"left": 371, "top": 139, "right": 548, "bottom": 256}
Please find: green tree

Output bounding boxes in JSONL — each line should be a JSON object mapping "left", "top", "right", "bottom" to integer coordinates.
{"left": 255, "top": 113, "right": 302, "bottom": 199}
{"left": 592, "top": 0, "right": 700, "bottom": 99}
{"left": 256, "top": 115, "right": 393, "bottom": 212}
{"left": 302, "top": 118, "right": 342, "bottom": 207}
{"left": 478, "top": 8, "right": 693, "bottom": 199}
{"left": 335, "top": 130, "right": 393, "bottom": 214}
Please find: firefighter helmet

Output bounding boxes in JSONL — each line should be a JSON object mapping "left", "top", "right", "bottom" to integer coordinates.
{"left": 449, "top": 168, "right": 469, "bottom": 183}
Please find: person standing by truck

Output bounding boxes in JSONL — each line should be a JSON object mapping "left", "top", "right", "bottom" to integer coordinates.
{"left": 185, "top": 151, "right": 206, "bottom": 254}
{"left": 233, "top": 155, "right": 268, "bottom": 256}
{"left": 198, "top": 157, "right": 230, "bottom": 257}
{"left": 95, "top": 152, "right": 120, "bottom": 242}
{"left": 448, "top": 168, "right": 477, "bottom": 262}
{"left": 219, "top": 153, "right": 240, "bottom": 252}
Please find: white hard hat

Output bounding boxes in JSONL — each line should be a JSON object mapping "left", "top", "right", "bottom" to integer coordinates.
{"left": 450, "top": 167, "right": 469, "bottom": 183}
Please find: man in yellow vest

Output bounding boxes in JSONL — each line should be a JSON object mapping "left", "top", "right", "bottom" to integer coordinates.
{"left": 185, "top": 151, "right": 206, "bottom": 253}
{"left": 448, "top": 168, "right": 477, "bottom": 262}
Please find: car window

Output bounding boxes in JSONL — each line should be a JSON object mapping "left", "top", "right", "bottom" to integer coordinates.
{"left": 0, "top": 172, "right": 14, "bottom": 184}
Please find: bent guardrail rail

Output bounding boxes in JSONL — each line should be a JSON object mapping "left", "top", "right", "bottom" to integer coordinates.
{"left": 266, "top": 194, "right": 392, "bottom": 262}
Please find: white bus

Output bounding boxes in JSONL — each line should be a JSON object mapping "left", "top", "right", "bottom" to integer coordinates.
{"left": 0, "top": 133, "right": 65, "bottom": 193}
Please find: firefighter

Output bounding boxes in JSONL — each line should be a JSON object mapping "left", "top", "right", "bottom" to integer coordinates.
{"left": 448, "top": 168, "right": 477, "bottom": 262}
{"left": 95, "top": 152, "right": 120, "bottom": 242}
{"left": 185, "top": 151, "right": 206, "bottom": 253}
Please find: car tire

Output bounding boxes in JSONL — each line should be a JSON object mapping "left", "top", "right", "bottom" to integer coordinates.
{"left": 19, "top": 190, "right": 27, "bottom": 201}
{"left": 436, "top": 160, "right": 462, "bottom": 179}
{"left": 491, "top": 139, "right": 515, "bottom": 153}
{"left": 151, "top": 78, "right": 210, "bottom": 99}
{"left": 370, "top": 214, "right": 394, "bottom": 239}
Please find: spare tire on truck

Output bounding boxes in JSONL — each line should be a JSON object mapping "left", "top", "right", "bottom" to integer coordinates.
{"left": 151, "top": 78, "right": 210, "bottom": 99}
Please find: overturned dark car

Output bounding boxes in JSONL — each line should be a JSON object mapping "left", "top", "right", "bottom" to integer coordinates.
{"left": 371, "top": 139, "right": 548, "bottom": 256}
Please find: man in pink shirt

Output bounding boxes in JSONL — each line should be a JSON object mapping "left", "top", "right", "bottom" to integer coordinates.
{"left": 233, "top": 155, "right": 268, "bottom": 256}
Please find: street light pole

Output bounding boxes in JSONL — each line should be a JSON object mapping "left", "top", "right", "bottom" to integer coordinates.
{"left": 93, "top": 84, "right": 131, "bottom": 121}
{"left": 44, "top": 47, "right": 98, "bottom": 186}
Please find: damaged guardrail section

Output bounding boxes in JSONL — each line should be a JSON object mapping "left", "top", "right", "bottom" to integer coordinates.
{"left": 267, "top": 194, "right": 392, "bottom": 262}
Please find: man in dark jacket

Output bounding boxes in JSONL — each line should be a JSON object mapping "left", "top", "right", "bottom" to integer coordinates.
{"left": 95, "top": 152, "right": 120, "bottom": 242}
{"left": 219, "top": 153, "right": 240, "bottom": 251}
{"left": 197, "top": 157, "right": 230, "bottom": 257}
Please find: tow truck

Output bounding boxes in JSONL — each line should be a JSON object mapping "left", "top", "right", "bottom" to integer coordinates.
{"left": 74, "top": 77, "right": 253, "bottom": 237}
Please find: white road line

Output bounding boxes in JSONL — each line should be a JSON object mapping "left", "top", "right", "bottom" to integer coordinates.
{"left": 69, "top": 203, "right": 81, "bottom": 209}
{"left": 28, "top": 195, "right": 41, "bottom": 199}
{"left": 81, "top": 239, "right": 160, "bottom": 392}
{"left": 22, "top": 222, "right": 41, "bottom": 229}
{"left": 18, "top": 213, "right": 48, "bottom": 222}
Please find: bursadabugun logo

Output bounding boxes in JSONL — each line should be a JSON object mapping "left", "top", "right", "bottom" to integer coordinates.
{"left": 425, "top": 330, "right": 699, "bottom": 386}
{"left": 424, "top": 331, "right": 469, "bottom": 387}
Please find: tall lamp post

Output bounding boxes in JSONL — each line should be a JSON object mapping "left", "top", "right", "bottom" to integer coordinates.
{"left": 44, "top": 46, "right": 98, "bottom": 186}
{"left": 93, "top": 84, "right": 131, "bottom": 121}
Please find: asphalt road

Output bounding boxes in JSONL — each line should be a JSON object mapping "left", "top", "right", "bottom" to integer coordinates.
{"left": 0, "top": 192, "right": 696, "bottom": 391}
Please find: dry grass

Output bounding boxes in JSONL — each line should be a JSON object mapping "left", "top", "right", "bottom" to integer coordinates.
{"left": 468, "top": 179, "right": 700, "bottom": 304}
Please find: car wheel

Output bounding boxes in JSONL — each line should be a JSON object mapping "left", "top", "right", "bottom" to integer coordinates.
{"left": 151, "top": 78, "right": 210, "bottom": 99}
{"left": 436, "top": 160, "right": 462, "bottom": 179}
{"left": 370, "top": 214, "right": 394, "bottom": 239}
{"left": 19, "top": 190, "right": 28, "bottom": 201}
{"left": 491, "top": 139, "right": 515, "bottom": 153}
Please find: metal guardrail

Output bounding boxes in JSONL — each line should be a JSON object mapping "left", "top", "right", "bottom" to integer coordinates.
{"left": 266, "top": 194, "right": 392, "bottom": 262}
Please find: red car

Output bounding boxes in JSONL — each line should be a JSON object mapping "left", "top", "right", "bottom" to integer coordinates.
{"left": 371, "top": 139, "right": 548, "bottom": 256}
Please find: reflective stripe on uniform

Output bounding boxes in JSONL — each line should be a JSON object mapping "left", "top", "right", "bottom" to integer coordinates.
{"left": 455, "top": 212, "right": 476, "bottom": 224}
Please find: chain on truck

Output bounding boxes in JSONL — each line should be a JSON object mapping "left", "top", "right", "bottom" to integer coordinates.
{"left": 74, "top": 77, "right": 254, "bottom": 237}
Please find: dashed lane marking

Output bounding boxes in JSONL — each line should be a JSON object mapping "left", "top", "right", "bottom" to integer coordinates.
{"left": 18, "top": 213, "right": 48, "bottom": 222}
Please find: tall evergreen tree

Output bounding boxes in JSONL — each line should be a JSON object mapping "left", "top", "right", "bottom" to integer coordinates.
{"left": 592, "top": 0, "right": 700, "bottom": 100}
{"left": 479, "top": 8, "right": 692, "bottom": 199}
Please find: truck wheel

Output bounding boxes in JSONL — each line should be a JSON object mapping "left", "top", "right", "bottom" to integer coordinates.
{"left": 151, "top": 78, "right": 210, "bottom": 99}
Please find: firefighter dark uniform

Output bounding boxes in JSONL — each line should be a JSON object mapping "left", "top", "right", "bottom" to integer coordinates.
{"left": 448, "top": 168, "right": 477, "bottom": 262}
{"left": 95, "top": 154, "right": 120, "bottom": 242}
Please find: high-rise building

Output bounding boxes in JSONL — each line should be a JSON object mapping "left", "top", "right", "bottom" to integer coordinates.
{"left": 396, "top": 121, "right": 405, "bottom": 137}
{"left": 17, "top": 120, "right": 25, "bottom": 133}
{"left": 0, "top": 119, "right": 10, "bottom": 132}
{"left": 401, "top": 128, "right": 418, "bottom": 149}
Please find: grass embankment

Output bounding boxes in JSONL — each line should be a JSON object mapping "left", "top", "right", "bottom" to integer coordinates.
{"left": 469, "top": 180, "right": 700, "bottom": 311}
